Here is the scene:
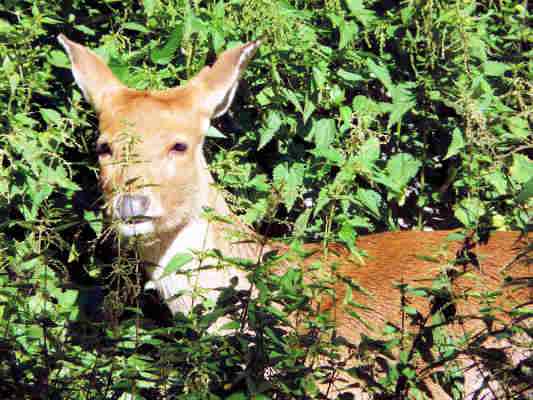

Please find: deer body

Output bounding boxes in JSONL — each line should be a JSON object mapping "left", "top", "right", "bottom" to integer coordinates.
{"left": 59, "top": 35, "right": 531, "bottom": 399}
{"left": 319, "top": 231, "right": 529, "bottom": 339}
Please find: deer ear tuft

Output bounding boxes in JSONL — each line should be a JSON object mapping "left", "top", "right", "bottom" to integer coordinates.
{"left": 192, "top": 40, "right": 261, "bottom": 118}
{"left": 58, "top": 34, "right": 124, "bottom": 112}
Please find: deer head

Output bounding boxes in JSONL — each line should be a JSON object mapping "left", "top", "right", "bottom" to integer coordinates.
{"left": 58, "top": 34, "right": 260, "bottom": 238}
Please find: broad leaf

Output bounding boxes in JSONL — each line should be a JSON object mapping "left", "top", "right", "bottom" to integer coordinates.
{"left": 259, "top": 110, "right": 282, "bottom": 150}
{"left": 309, "top": 118, "right": 336, "bottom": 149}
{"left": 150, "top": 25, "right": 182, "bottom": 65}
{"left": 444, "top": 128, "right": 465, "bottom": 159}
{"left": 385, "top": 153, "right": 421, "bottom": 190}
{"left": 162, "top": 253, "right": 193, "bottom": 277}
{"left": 517, "top": 177, "right": 533, "bottom": 204}
{"left": 454, "top": 198, "right": 485, "bottom": 227}
{"left": 510, "top": 154, "right": 533, "bottom": 184}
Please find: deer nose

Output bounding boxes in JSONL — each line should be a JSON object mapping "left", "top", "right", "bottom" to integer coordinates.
{"left": 115, "top": 194, "right": 150, "bottom": 221}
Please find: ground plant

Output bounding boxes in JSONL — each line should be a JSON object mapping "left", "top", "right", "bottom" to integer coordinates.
{"left": 0, "top": 0, "right": 531, "bottom": 399}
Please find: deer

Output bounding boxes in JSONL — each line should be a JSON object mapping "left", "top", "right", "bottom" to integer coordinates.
{"left": 58, "top": 34, "right": 531, "bottom": 399}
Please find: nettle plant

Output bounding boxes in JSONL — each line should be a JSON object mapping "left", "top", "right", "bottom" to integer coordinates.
{"left": 0, "top": 0, "right": 531, "bottom": 399}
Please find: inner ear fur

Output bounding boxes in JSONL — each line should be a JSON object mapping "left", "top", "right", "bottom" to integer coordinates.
{"left": 58, "top": 34, "right": 125, "bottom": 112}
{"left": 190, "top": 40, "right": 261, "bottom": 118}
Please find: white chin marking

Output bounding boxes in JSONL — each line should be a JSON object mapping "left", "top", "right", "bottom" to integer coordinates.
{"left": 119, "top": 221, "right": 155, "bottom": 237}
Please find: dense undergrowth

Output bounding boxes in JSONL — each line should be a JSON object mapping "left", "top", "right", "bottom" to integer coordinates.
{"left": 0, "top": 0, "right": 532, "bottom": 399}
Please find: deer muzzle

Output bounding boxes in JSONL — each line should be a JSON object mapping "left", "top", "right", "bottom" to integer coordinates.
{"left": 115, "top": 194, "right": 151, "bottom": 223}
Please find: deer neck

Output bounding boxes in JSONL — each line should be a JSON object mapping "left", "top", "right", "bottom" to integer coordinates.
{"left": 137, "top": 151, "right": 232, "bottom": 275}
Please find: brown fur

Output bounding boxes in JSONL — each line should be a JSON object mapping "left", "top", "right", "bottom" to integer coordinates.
{"left": 326, "top": 231, "right": 531, "bottom": 339}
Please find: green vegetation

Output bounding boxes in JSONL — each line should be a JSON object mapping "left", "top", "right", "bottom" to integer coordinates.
{"left": 0, "top": 0, "right": 531, "bottom": 399}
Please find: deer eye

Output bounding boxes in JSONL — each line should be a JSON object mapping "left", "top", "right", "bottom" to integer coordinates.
{"left": 96, "top": 142, "right": 112, "bottom": 157}
{"left": 170, "top": 142, "right": 188, "bottom": 154}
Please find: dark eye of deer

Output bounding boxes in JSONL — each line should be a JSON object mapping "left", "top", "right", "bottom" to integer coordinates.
{"left": 170, "top": 142, "right": 188, "bottom": 153}
{"left": 96, "top": 142, "right": 112, "bottom": 157}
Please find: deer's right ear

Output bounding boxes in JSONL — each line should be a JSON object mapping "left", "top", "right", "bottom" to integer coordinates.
{"left": 189, "top": 40, "right": 261, "bottom": 119}
{"left": 58, "top": 34, "right": 124, "bottom": 112}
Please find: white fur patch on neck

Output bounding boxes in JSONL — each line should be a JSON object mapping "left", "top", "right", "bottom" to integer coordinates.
{"left": 149, "top": 217, "right": 249, "bottom": 316}
{"left": 158, "top": 218, "right": 211, "bottom": 271}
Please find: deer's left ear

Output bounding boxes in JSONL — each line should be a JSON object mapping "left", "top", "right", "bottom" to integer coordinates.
{"left": 191, "top": 40, "right": 261, "bottom": 119}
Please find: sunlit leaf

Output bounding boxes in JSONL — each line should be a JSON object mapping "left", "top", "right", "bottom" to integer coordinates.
{"left": 259, "top": 110, "right": 282, "bottom": 149}
{"left": 444, "top": 128, "right": 465, "bottom": 159}
{"left": 162, "top": 253, "right": 193, "bottom": 277}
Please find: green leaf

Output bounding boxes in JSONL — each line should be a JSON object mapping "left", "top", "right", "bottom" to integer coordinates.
{"left": 281, "top": 88, "right": 303, "bottom": 114}
{"left": 339, "top": 222, "right": 357, "bottom": 252}
{"left": 339, "top": 20, "right": 358, "bottom": 49}
{"left": 143, "top": 0, "right": 156, "bottom": 16}
{"left": 454, "top": 198, "right": 485, "bottom": 227}
{"left": 44, "top": 165, "right": 79, "bottom": 190}
{"left": 211, "top": 29, "right": 225, "bottom": 53}
{"left": 354, "top": 137, "right": 380, "bottom": 172}
{"left": 444, "top": 128, "right": 465, "bottom": 159}
{"left": 330, "top": 84, "right": 345, "bottom": 106}
{"left": 123, "top": 22, "right": 151, "bottom": 33}
{"left": 388, "top": 98, "right": 415, "bottom": 127}
{"left": 0, "top": 19, "right": 12, "bottom": 34}
{"left": 309, "top": 118, "right": 336, "bottom": 149}
{"left": 75, "top": 25, "right": 96, "bottom": 36}
{"left": 249, "top": 174, "right": 269, "bottom": 192}
{"left": 244, "top": 198, "right": 268, "bottom": 224}
{"left": 312, "top": 66, "right": 327, "bottom": 90}
{"left": 350, "top": 215, "right": 372, "bottom": 229}
{"left": 506, "top": 117, "right": 529, "bottom": 140}
{"left": 345, "top": 0, "right": 377, "bottom": 26}
{"left": 354, "top": 188, "right": 382, "bottom": 218}
{"left": 150, "top": 25, "right": 182, "bottom": 65}
{"left": 108, "top": 57, "right": 129, "bottom": 82}
{"left": 366, "top": 59, "right": 392, "bottom": 91}
{"left": 39, "top": 108, "right": 62, "bottom": 125}
{"left": 29, "top": 182, "right": 53, "bottom": 218}
{"left": 483, "top": 61, "right": 509, "bottom": 77}
{"left": 352, "top": 95, "right": 380, "bottom": 115}
{"left": 219, "top": 320, "right": 241, "bottom": 331}
{"left": 337, "top": 69, "right": 364, "bottom": 82}
{"left": 303, "top": 97, "right": 316, "bottom": 123}
{"left": 313, "top": 188, "right": 330, "bottom": 217}
{"left": 162, "top": 253, "right": 193, "bottom": 277}
{"left": 446, "top": 232, "right": 465, "bottom": 242}
{"left": 48, "top": 50, "right": 70, "bottom": 68}
{"left": 339, "top": 105, "right": 352, "bottom": 126}
{"left": 310, "top": 147, "right": 344, "bottom": 165}
{"left": 517, "top": 177, "right": 533, "bottom": 204}
{"left": 274, "top": 163, "right": 305, "bottom": 211}
{"left": 256, "top": 87, "right": 274, "bottom": 106}
{"left": 510, "top": 154, "right": 533, "bottom": 184}
{"left": 294, "top": 208, "right": 312, "bottom": 237}
{"left": 259, "top": 110, "right": 282, "bottom": 150}
{"left": 42, "top": 17, "right": 62, "bottom": 25}
{"left": 206, "top": 125, "right": 227, "bottom": 138}
{"left": 84, "top": 211, "right": 103, "bottom": 235}
{"left": 403, "top": 305, "right": 418, "bottom": 315}
{"left": 485, "top": 171, "right": 507, "bottom": 195}
{"left": 57, "top": 289, "right": 78, "bottom": 309}
{"left": 385, "top": 153, "right": 421, "bottom": 190}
